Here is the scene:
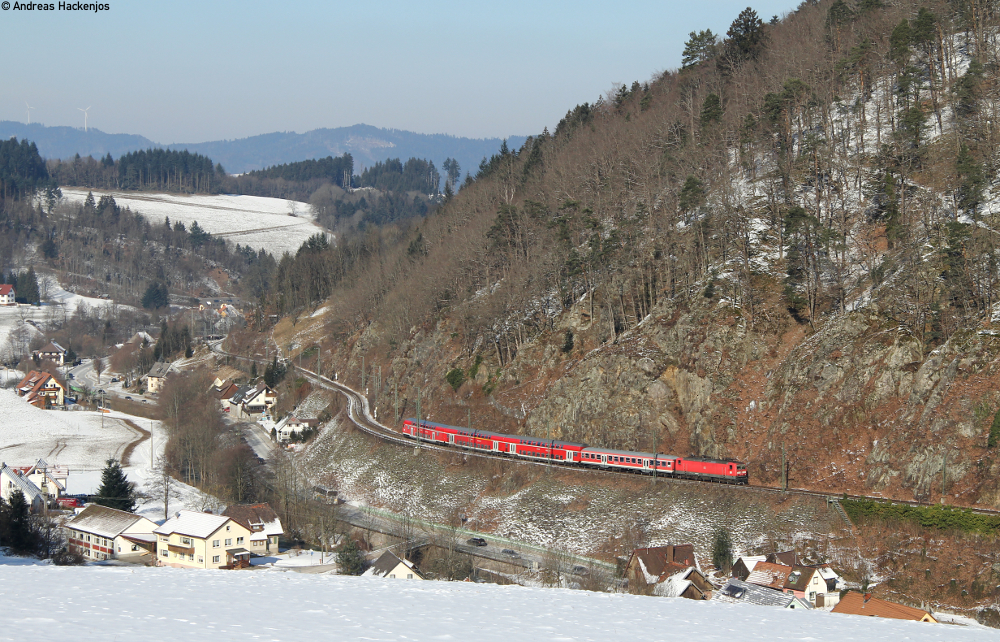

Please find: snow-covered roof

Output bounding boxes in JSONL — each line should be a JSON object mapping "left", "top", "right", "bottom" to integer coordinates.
{"left": 66, "top": 504, "right": 149, "bottom": 540}
{"left": 147, "top": 362, "right": 173, "bottom": 379}
{"left": 0, "top": 463, "right": 43, "bottom": 503}
{"left": 736, "top": 555, "right": 766, "bottom": 573}
{"left": 716, "top": 578, "right": 812, "bottom": 609}
{"left": 154, "top": 510, "right": 232, "bottom": 539}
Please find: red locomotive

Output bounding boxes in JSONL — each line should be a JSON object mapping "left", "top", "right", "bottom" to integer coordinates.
{"left": 400, "top": 418, "right": 748, "bottom": 484}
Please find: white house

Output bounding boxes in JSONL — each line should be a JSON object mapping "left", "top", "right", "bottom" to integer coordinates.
{"left": 0, "top": 284, "right": 14, "bottom": 306}
{"left": 364, "top": 550, "right": 425, "bottom": 580}
{"left": 230, "top": 382, "right": 276, "bottom": 419}
{"left": 0, "top": 463, "right": 44, "bottom": 513}
{"left": 275, "top": 415, "right": 317, "bottom": 442}
{"left": 32, "top": 341, "right": 67, "bottom": 366}
{"left": 11, "top": 459, "right": 68, "bottom": 502}
{"left": 64, "top": 504, "right": 158, "bottom": 562}
{"left": 154, "top": 510, "right": 253, "bottom": 569}
{"left": 145, "top": 362, "right": 173, "bottom": 394}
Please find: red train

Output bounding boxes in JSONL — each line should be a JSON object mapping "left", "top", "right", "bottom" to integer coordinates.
{"left": 400, "top": 418, "right": 748, "bottom": 484}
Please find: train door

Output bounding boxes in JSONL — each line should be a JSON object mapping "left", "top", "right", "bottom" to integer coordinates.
{"left": 492, "top": 441, "right": 499, "bottom": 452}
{"left": 509, "top": 443, "right": 516, "bottom": 454}
{"left": 642, "top": 459, "right": 650, "bottom": 471}
{"left": 600, "top": 454, "right": 608, "bottom": 465}
{"left": 564, "top": 450, "right": 573, "bottom": 462}
{"left": 448, "top": 434, "right": 455, "bottom": 445}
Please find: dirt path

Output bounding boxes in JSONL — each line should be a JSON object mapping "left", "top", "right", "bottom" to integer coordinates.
{"left": 119, "top": 419, "right": 151, "bottom": 467}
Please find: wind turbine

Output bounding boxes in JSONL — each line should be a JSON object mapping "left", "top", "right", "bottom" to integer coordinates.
{"left": 25, "top": 102, "right": 34, "bottom": 125}
{"left": 78, "top": 106, "right": 91, "bottom": 132}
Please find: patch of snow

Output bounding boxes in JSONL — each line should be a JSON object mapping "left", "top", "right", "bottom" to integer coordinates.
{"left": 58, "top": 189, "right": 326, "bottom": 255}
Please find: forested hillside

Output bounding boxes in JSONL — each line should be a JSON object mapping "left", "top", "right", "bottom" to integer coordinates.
{"left": 235, "top": 0, "right": 1000, "bottom": 510}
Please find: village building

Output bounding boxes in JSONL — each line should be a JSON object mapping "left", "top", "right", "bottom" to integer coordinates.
{"left": 655, "top": 566, "right": 715, "bottom": 600}
{"left": 154, "top": 510, "right": 253, "bottom": 569}
{"left": 623, "top": 545, "right": 698, "bottom": 596}
{"left": 222, "top": 502, "right": 283, "bottom": 554}
{"left": 0, "top": 463, "right": 45, "bottom": 513}
{"left": 229, "top": 382, "right": 276, "bottom": 419}
{"left": 744, "top": 561, "right": 841, "bottom": 609}
{"left": 64, "top": 505, "right": 158, "bottom": 563}
{"left": 0, "top": 284, "right": 15, "bottom": 306}
{"left": 32, "top": 341, "right": 67, "bottom": 366}
{"left": 210, "top": 378, "right": 240, "bottom": 411}
{"left": 15, "top": 370, "right": 65, "bottom": 408}
{"left": 275, "top": 415, "right": 317, "bottom": 442}
{"left": 9, "top": 459, "right": 68, "bottom": 503}
{"left": 144, "top": 362, "right": 173, "bottom": 394}
{"left": 832, "top": 592, "right": 937, "bottom": 623}
{"left": 732, "top": 555, "right": 767, "bottom": 581}
{"left": 715, "top": 578, "right": 813, "bottom": 610}
{"left": 365, "top": 550, "right": 425, "bottom": 580}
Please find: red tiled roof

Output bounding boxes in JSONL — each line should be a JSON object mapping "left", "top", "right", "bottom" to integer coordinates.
{"left": 832, "top": 592, "right": 937, "bottom": 622}
{"left": 0, "top": 284, "right": 12, "bottom": 295}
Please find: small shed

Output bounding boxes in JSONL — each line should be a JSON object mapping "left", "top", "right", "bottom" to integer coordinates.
{"left": 365, "top": 550, "right": 425, "bottom": 580}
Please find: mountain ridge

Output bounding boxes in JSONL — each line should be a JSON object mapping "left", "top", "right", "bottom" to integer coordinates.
{"left": 0, "top": 121, "right": 527, "bottom": 177}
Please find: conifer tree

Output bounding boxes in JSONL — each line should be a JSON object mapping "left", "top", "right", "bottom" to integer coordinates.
{"left": 337, "top": 539, "right": 365, "bottom": 575}
{"left": 95, "top": 458, "right": 136, "bottom": 512}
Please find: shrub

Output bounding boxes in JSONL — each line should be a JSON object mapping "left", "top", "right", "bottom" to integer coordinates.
{"left": 445, "top": 368, "right": 465, "bottom": 391}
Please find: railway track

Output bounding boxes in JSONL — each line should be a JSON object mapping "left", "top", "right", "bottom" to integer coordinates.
{"left": 210, "top": 341, "right": 1000, "bottom": 519}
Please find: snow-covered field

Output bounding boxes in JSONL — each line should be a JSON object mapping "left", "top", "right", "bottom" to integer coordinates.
{"left": 58, "top": 188, "right": 326, "bottom": 255}
{"left": 0, "top": 561, "right": 992, "bottom": 641}
{"left": 0, "top": 389, "right": 138, "bottom": 483}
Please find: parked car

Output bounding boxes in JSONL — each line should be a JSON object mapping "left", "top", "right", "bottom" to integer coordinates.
{"left": 124, "top": 396, "right": 133, "bottom": 401}
{"left": 110, "top": 377, "right": 120, "bottom": 383}
{"left": 467, "top": 537, "right": 487, "bottom": 547}
{"left": 501, "top": 549, "right": 520, "bottom": 558}
{"left": 67, "top": 372, "right": 74, "bottom": 379}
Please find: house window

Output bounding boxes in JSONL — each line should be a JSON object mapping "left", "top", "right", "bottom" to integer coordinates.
{"left": 809, "top": 592, "right": 816, "bottom": 602}
{"left": 160, "top": 549, "right": 168, "bottom": 557}
{"left": 226, "top": 525, "right": 230, "bottom": 531}
{"left": 131, "top": 544, "right": 139, "bottom": 551}
{"left": 213, "top": 540, "right": 220, "bottom": 548}
{"left": 225, "top": 538, "right": 232, "bottom": 546}
{"left": 389, "top": 574, "right": 395, "bottom": 578}
{"left": 407, "top": 574, "right": 413, "bottom": 579}
{"left": 237, "top": 537, "right": 244, "bottom": 544}
{"left": 212, "top": 555, "right": 220, "bottom": 564}
{"left": 198, "top": 556, "right": 203, "bottom": 563}
{"left": 181, "top": 537, "right": 191, "bottom": 546}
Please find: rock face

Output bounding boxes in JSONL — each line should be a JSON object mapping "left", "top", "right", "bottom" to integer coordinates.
{"left": 314, "top": 285, "right": 1000, "bottom": 509}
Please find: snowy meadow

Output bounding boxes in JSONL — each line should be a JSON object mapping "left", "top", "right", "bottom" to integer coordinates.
{"left": 0, "top": 562, "right": 991, "bottom": 642}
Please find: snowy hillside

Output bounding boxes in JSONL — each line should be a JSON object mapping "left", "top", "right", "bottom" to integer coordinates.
{"left": 58, "top": 189, "right": 325, "bottom": 255}
{"left": 0, "top": 561, "right": 991, "bottom": 641}
{"left": 0, "top": 389, "right": 137, "bottom": 481}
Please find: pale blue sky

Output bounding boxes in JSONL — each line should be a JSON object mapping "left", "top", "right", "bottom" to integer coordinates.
{"left": 2, "top": 1, "right": 800, "bottom": 143}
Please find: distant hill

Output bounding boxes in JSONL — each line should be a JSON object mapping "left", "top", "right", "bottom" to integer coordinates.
{"left": 0, "top": 121, "right": 527, "bottom": 178}
{"left": 0, "top": 122, "right": 157, "bottom": 160}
